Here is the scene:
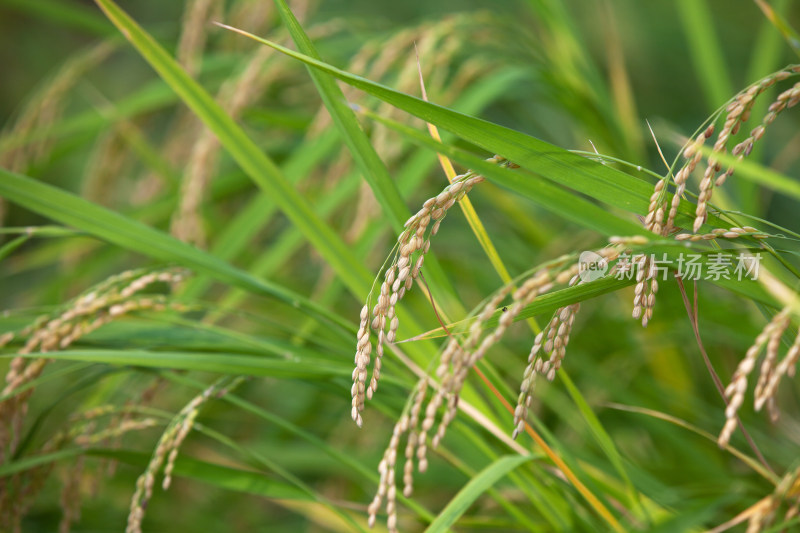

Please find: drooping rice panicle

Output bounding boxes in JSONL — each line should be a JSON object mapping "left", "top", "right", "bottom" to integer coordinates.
{"left": 126, "top": 376, "right": 245, "bottom": 533}
{"left": 1, "top": 268, "right": 189, "bottom": 461}
{"left": 351, "top": 156, "right": 514, "bottom": 427}
{"left": 719, "top": 309, "right": 791, "bottom": 447}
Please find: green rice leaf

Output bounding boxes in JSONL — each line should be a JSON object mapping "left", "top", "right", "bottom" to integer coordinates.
{"left": 424, "top": 455, "right": 533, "bottom": 533}
{"left": 272, "top": 0, "right": 411, "bottom": 233}
{"left": 0, "top": 168, "right": 351, "bottom": 331}
{"left": 93, "top": 0, "right": 374, "bottom": 300}
{"left": 5, "top": 349, "right": 352, "bottom": 379}
{"left": 214, "top": 25, "right": 685, "bottom": 224}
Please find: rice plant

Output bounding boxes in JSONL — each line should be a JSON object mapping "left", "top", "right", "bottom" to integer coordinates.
{"left": 2, "top": 1, "right": 800, "bottom": 532}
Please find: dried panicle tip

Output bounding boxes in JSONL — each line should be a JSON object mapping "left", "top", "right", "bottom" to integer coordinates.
{"left": 402, "top": 382, "right": 427, "bottom": 498}
{"left": 754, "top": 315, "right": 795, "bottom": 411}
{"left": 368, "top": 401, "right": 423, "bottom": 533}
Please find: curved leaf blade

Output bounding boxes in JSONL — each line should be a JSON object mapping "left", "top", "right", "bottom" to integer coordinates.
{"left": 215, "top": 25, "right": 671, "bottom": 221}
{"left": 6, "top": 349, "right": 352, "bottom": 379}
{"left": 0, "top": 168, "right": 350, "bottom": 331}
{"left": 92, "top": 0, "right": 373, "bottom": 300}
{"left": 424, "top": 455, "right": 533, "bottom": 533}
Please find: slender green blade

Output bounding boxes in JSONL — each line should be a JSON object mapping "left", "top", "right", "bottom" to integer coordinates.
{"left": 213, "top": 25, "right": 660, "bottom": 219}
{"left": 405, "top": 275, "right": 635, "bottom": 341}
{"left": 0, "top": 169, "right": 349, "bottom": 330}
{"left": 267, "top": 3, "right": 468, "bottom": 317}
{"left": 93, "top": 0, "right": 373, "bottom": 300}
{"left": 560, "top": 372, "right": 648, "bottom": 525}
{"left": 424, "top": 455, "right": 533, "bottom": 533}
{"left": 0, "top": 235, "right": 30, "bottom": 262}
{"left": 6, "top": 349, "right": 351, "bottom": 379}
{"left": 0, "top": 449, "right": 83, "bottom": 477}
{"left": 355, "top": 106, "right": 648, "bottom": 236}
{"left": 272, "top": 0, "right": 410, "bottom": 233}
{"left": 677, "top": 0, "right": 733, "bottom": 109}
{"left": 753, "top": 0, "right": 800, "bottom": 59}
{"left": 406, "top": 246, "right": 777, "bottom": 340}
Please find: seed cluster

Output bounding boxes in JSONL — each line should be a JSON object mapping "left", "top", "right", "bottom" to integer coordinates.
{"left": 0, "top": 268, "right": 188, "bottom": 533}
{"left": 638, "top": 68, "right": 800, "bottom": 329}
{"left": 513, "top": 300, "right": 579, "bottom": 439}
{"left": 126, "top": 376, "right": 245, "bottom": 533}
{"left": 364, "top": 266, "right": 555, "bottom": 533}
{"left": 1, "top": 364, "right": 169, "bottom": 532}
{"left": 694, "top": 74, "right": 800, "bottom": 233}
{"left": 351, "top": 158, "right": 514, "bottom": 427}
{"left": 675, "top": 226, "right": 767, "bottom": 241}
{"left": 511, "top": 243, "right": 633, "bottom": 438}
{"left": 367, "top": 381, "right": 428, "bottom": 533}
{"left": 664, "top": 128, "right": 712, "bottom": 233}
{"left": 631, "top": 255, "right": 658, "bottom": 328}
{"left": 719, "top": 309, "right": 799, "bottom": 447}
{"left": 364, "top": 239, "right": 638, "bottom": 531}
{"left": 0, "top": 268, "right": 189, "bottom": 462}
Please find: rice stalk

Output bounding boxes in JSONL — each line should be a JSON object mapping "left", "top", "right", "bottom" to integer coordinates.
{"left": 176, "top": 0, "right": 223, "bottom": 77}
{"left": 0, "top": 41, "right": 114, "bottom": 174}
{"left": 81, "top": 125, "right": 131, "bottom": 206}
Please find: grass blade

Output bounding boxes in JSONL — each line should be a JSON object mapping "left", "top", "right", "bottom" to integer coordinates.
{"left": 416, "top": 58, "right": 516, "bottom": 288}
{"left": 677, "top": 0, "right": 734, "bottom": 108}
{"left": 352, "top": 105, "right": 649, "bottom": 236}
{"left": 93, "top": 0, "right": 373, "bottom": 299}
{"left": 271, "top": 0, "right": 410, "bottom": 233}
{"left": 559, "top": 372, "right": 649, "bottom": 526}
{"left": 213, "top": 25, "right": 663, "bottom": 220}
{"left": 94, "top": 449, "right": 309, "bottom": 499}
{"left": 0, "top": 168, "right": 350, "bottom": 331}
{"left": 7, "top": 349, "right": 352, "bottom": 379}
{"left": 424, "top": 455, "right": 533, "bottom": 533}
{"left": 754, "top": 0, "right": 800, "bottom": 59}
